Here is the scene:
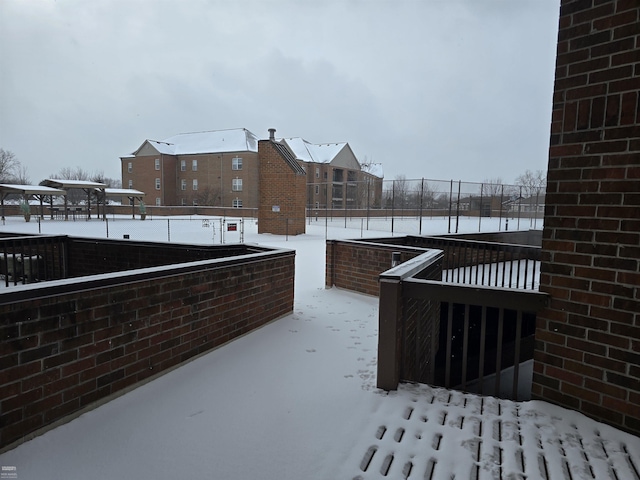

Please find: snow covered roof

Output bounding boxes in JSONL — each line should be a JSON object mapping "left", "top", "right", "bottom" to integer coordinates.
{"left": 279, "top": 137, "right": 348, "bottom": 164}
{"left": 360, "top": 162, "right": 384, "bottom": 178}
{"left": 133, "top": 128, "right": 259, "bottom": 157}
{"left": 42, "top": 179, "right": 107, "bottom": 189}
{"left": 0, "top": 184, "right": 66, "bottom": 197}
{"left": 104, "top": 188, "right": 145, "bottom": 197}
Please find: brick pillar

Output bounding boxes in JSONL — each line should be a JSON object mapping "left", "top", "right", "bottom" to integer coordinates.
{"left": 257, "top": 135, "right": 307, "bottom": 235}
{"left": 533, "top": 0, "right": 640, "bottom": 435}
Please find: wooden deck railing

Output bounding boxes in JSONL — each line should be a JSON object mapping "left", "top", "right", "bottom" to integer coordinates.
{"left": 374, "top": 235, "right": 549, "bottom": 400}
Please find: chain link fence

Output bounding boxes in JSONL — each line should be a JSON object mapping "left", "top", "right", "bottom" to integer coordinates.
{"left": 306, "top": 178, "right": 545, "bottom": 235}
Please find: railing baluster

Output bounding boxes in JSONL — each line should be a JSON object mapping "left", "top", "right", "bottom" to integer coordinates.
{"left": 445, "top": 302, "right": 453, "bottom": 389}
{"left": 501, "top": 248, "right": 507, "bottom": 288}
{"left": 478, "top": 306, "right": 487, "bottom": 396}
{"left": 481, "top": 243, "right": 487, "bottom": 286}
{"left": 509, "top": 248, "right": 516, "bottom": 288}
{"left": 487, "top": 245, "right": 493, "bottom": 287}
{"left": 512, "top": 310, "right": 523, "bottom": 401}
{"left": 494, "top": 308, "right": 504, "bottom": 397}
{"left": 462, "top": 244, "right": 468, "bottom": 284}
{"left": 461, "top": 304, "right": 470, "bottom": 391}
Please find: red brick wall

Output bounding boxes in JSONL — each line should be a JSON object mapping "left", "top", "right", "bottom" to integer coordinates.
{"left": 325, "top": 240, "right": 428, "bottom": 296}
{"left": 0, "top": 250, "right": 295, "bottom": 450}
{"left": 533, "top": 0, "right": 640, "bottom": 435}
{"left": 257, "top": 140, "right": 306, "bottom": 235}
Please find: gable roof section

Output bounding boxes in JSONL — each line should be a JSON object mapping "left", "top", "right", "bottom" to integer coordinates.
{"left": 271, "top": 141, "right": 306, "bottom": 175}
{"left": 361, "top": 163, "right": 384, "bottom": 178}
{"left": 280, "top": 137, "right": 349, "bottom": 165}
{"left": 128, "top": 128, "right": 259, "bottom": 157}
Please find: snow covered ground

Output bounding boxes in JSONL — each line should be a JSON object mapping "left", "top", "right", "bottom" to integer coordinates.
{"left": 0, "top": 215, "right": 638, "bottom": 479}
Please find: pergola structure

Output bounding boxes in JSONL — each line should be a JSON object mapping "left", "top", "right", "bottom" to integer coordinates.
{"left": 41, "top": 179, "right": 107, "bottom": 220}
{"left": 103, "top": 188, "right": 146, "bottom": 219}
{"left": 0, "top": 184, "right": 66, "bottom": 221}
{"left": 1, "top": 181, "right": 147, "bottom": 221}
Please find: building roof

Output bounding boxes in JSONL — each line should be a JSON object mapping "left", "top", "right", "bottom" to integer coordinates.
{"left": 130, "top": 128, "right": 259, "bottom": 157}
{"left": 42, "top": 179, "right": 108, "bottom": 190}
{"left": 0, "top": 184, "right": 67, "bottom": 198}
{"left": 279, "top": 137, "right": 348, "bottom": 164}
{"left": 104, "top": 188, "right": 145, "bottom": 198}
{"left": 360, "top": 162, "right": 384, "bottom": 179}
{"left": 270, "top": 141, "right": 307, "bottom": 175}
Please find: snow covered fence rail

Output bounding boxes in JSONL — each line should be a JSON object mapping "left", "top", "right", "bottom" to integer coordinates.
{"left": 0, "top": 240, "right": 295, "bottom": 451}
{"left": 373, "top": 233, "right": 542, "bottom": 290}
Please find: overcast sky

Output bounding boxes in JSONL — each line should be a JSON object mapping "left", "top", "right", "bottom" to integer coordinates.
{"left": 0, "top": 0, "right": 560, "bottom": 186}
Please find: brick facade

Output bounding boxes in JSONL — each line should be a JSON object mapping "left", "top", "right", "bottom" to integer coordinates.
{"left": 0, "top": 244, "right": 295, "bottom": 450}
{"left": 533, "top": 0, "right": 640, "bottom": 435}
{"left": 257, "top": 139, "right": 306, "bottom": 235}
{"left": 325, "top": 240, "right": 427, "bottom": 296}
{"left": 122, "top": 151, "right": 259, "bottom": 208}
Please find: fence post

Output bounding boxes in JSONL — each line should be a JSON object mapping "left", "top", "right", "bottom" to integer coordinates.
{"left": 377, "top": 277, "right": 403, "bottom": 390}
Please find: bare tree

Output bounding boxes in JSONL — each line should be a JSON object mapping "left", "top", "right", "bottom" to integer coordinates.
{"left": 52, "top": 166, "right": 91, "bottom": 181}
{"left": 91, "top": 171, "right": 121, "bottom": 189}
{"left": 14, "top": 165, "right": 31, "bottom": 185}
{"left": 482, "top": 177, "right": 503, "bottom": 197}
{"left": 515, "top": 170, "right": 546, "bottom": 196}
{"left": 197, "top": 185, "right": 222, "bottom": 206}
{"left": 0, "top": 148, "right": 20, "bottom": 183}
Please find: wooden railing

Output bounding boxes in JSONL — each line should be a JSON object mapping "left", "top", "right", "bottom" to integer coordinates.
{"left": 375, "top": 236, "right": 548, "bottom": 400}
{"left": 402, "top": 280, "right": 548, "bottom": 400}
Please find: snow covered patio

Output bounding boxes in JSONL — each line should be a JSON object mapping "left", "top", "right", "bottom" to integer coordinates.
{"left": 0, "top": 217, "right": 638, "bottom": 479}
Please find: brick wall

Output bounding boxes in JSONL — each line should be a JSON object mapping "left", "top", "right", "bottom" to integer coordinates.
{"left": 533, "top": 0, "right": 640, "bottom": 435}
{"left": 325, "top": 240, "right": 428, "bottom": 296}
{"left": 257, "top": 140, "right": 306, "bottom": 235}
{"left": 0, "top": 249, "right": 295, "bottom": 450}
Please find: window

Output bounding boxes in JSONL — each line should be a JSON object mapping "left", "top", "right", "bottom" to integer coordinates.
{"left": 232, "top": 178, "right": 242, "bottom": 191}
{"left": 192, "top": 200, "right": 198, "bottom": 206}
{"left": 181, "top": 179, "right": 186, "bottom": 190}
{"left": 232, "top": 157, "right": 243, "bottom": 170}
{"left": 193, "top": 179, "right": 198, "bottom": 190}
{"left": 192, "top": 159, "right": 197, "bottom": 171}
{"left": 128, "top": 162, "right": 132, "bottom": 173}
{"left": 155, "top": 159, "right": 160, "bottom": 170}
{"left": 315, "top": 201, "right": 319, "bottom": 208}
{"left": 315, "top": 185, "right": 319, "bottom": 195}
{"left": 181, "top": 198, "right": 186, "bottom": 206}
{"left": 128, "top": 179, "right": 133, "bottom": 188}
{"left": 315, "top": 166, "right": 320, "bottom": 178}
{"left": 233, "top": 198, "right": 243, "bottom": 208}
{"left": 180, "top": 160, "right": 186, "bottom": 171}
{"left": 155, "top": 178, "right": 160, "bottom": 190}
{"left": 155, "top": 197, "right": 161, "bottom": 206}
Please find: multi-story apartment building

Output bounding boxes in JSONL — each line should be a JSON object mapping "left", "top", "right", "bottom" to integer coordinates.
{"left": 121, "top": 128, "right": 259, "bottom": 208}
{"left": 121, "top": 128, "right": 383, "bottom": 209}
{"left": 280, "top": 137, "right": 384, "bottom": 210}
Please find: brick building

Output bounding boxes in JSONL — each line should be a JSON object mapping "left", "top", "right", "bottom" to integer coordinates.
{"left": 533, "top": 0, "right": 639, "bottom": 435}
{"left": 121, "top": 128, "right": 259, "bottom": 208}
{"left": 121, "top": 128, "right": 383, "bottom": 210}
{"left": 279, "top": 137, "right": 384, "bottom": 210}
